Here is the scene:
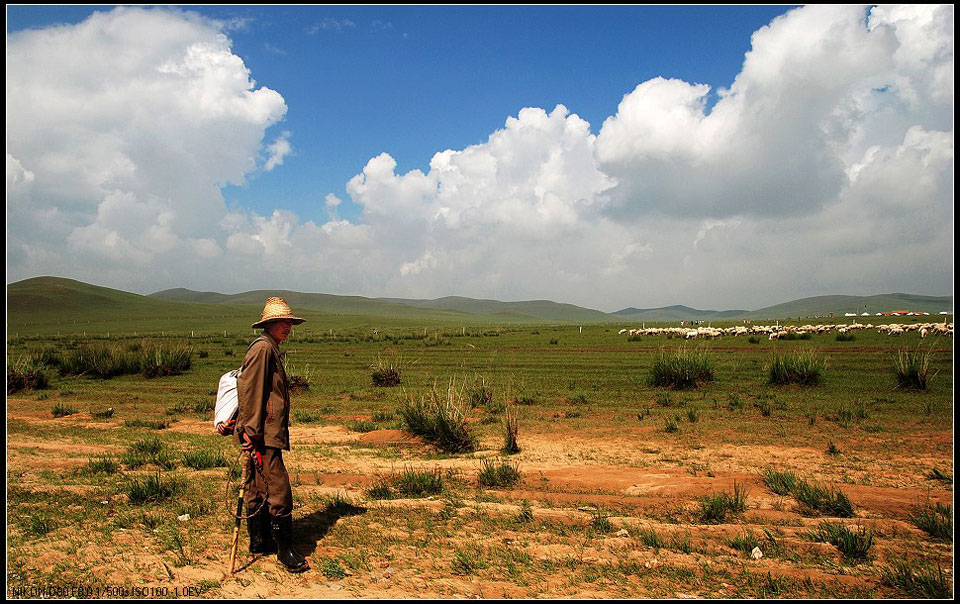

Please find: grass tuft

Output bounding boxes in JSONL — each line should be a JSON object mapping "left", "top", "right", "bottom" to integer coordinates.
{"left": 182, "top": 449, "right": 228, "bottom": 470}
{"left": 768, "top": 349, "right": 826, "bottom": 386}
{"left": 397, "top": 379, "right": 477, "bottom": 453}
{"left": 881, "top": 561, "right": 952, "bottom": 599}
{"left": 51, "top": 402, "right": 78, "bottom": 418}
{"left": 807, "top": 521, "right": 874, "bottom": 561}
{"left": 370, "top": 354, "right": 404, "bottom": 387}
{"left": 124, "top": 418, "right": 171, "bottom": 430}
{"left": 647, "top": 346, "right": 715, "bottom": 390}
{"left": 122, "top": 438, "right": 177, "bottom": 470}
{"left": 894, "top": 347, "right": 934, "bottom": 390}
{"left": 126, "top": 470, "right": 185, "bottom": 504}
{"left": 478, "top": 457, "right": 522, "bottom": 488}
{"left": 501, "top": 405, "right": 521, "bottom": 455}
{"left": 698, "top": 481, "right": 749, "bottom": 523}
{"left": 81, "top": 454, "right": 121, "bottom": 475}
{"left": 761, "top": 468, "right": 797, "bottom": 496}
{"left": 468, "top": 375, "right": 494, "bottom": 408}
{"left": 764, "top": 468, "right": 854, "bottom": 517}
{"left": 910, "top": 498, "right": 952, "bottom": 542}
{"left": 366, "top": 467, "right": 447, "bottom": 500}
{"left": 728, "top": 530, "right": 761, "bottom": 554}
{"left": 8, "top": 357, "right": 51, "bottom": 394}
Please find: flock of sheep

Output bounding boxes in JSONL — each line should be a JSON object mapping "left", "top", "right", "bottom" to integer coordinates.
{"left": 618, "top": 320, "right": 954, "bottom": 341}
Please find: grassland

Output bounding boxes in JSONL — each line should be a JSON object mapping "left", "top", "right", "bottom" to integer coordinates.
{"left": 6, "top": 311, "right": 954, "bottom": 598}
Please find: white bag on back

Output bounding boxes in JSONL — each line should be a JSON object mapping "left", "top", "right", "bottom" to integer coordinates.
{"left": 213, "top": 337, "right": 266, "bottom": 435}
{"left": 214, "top": 368, "right": 241, "bottom": 433}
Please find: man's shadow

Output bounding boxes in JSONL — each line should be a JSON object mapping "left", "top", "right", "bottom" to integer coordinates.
{"left": 293, "top": 500, "right": 367, "bottom": 556}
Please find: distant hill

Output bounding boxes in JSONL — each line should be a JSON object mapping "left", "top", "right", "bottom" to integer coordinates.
{"left": 612, "top": 294, "right": 952, "bottom": 322}
{"left": 149, "top": 287, "right": 233, "bottom": 304}
{"left": 150, "top": 287, "right": 469, "bottom": 319}
{"left": 378, "top": 296, "right": 614, "bottom": 323}
{"left": 746, "top": 293, "right": 953, "bottom": 320}
{"left": 7, "top": 276, "right": 257, "bottom": 335}
{"left": 7, "top": 277, "right": 953, "bottom": 336}
{"left": 612, "top": 305, "right": 748, "bottom": 322}
{"left": 9, "top": 276, "right": 192, "bottom": 315}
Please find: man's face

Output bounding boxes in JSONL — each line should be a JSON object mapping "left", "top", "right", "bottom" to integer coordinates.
{"left": 267, "top": 320, "right": 293, "bottom": 343}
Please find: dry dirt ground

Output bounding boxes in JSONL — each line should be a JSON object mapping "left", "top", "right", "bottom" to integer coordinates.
{"left": 6, "top": 401, "right": 954, "bottom": 599}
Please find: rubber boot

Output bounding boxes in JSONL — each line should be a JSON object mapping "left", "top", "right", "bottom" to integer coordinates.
{"left": 270, "top": 514, "right": 309, "bottom": 573}
{"left": 247, "top": 507, "right": 277, "bottom": 555}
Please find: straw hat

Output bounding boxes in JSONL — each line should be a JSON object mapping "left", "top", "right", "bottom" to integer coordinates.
{"left": 252, "top": 297, "right": 306, "bottom": 328}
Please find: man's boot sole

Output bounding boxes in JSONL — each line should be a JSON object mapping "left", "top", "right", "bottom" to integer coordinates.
{"left": 278, "top": 560, "right": 310, "bottom": 574}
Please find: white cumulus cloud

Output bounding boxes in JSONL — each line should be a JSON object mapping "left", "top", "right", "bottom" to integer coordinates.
{"left": 6, "top": 5, "right": 952, "bottom": 311}
{"left": 7, "top": 6, "right": 286, "bottom": 289}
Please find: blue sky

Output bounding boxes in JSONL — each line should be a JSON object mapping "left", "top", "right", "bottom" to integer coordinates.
{"left": 6, "top": 5, "right": 953, "bottom": 311}
{"left": 8, "top": 4, "right": 795, "bottom": 224}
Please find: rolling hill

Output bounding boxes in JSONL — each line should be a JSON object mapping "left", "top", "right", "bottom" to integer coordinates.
{"left": 7, "top": 277, "right": 953, "bottom": 336}
{"left": 744, "top": 293, "right": 953, "bottom": 320}
{"left": 612, "top": 305, "right": 749, "bottom": 322}
{"left": 377, "top": 296, "right": 614, "bottom": 323}
{"left": 612, "top": 294, "right": 953, "bottom": 322}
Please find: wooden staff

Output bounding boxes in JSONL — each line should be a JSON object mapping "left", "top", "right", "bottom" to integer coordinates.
{"left": 229, "top": 456, "right": 249, "bottom": 574}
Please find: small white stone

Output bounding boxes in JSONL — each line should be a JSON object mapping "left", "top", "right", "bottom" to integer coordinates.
{"left": 615, "top": 528, "right": 630, "bottom": 538}
{"left": 751, "top": 546, "right": 763, "bottom": 560}
{"left": 177, "top": 514, "right": 190, "bottom": 522}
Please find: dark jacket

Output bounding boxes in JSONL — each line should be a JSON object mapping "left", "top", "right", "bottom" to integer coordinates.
{"left": 234, "top": 332, "right": 290, "bottom": 450}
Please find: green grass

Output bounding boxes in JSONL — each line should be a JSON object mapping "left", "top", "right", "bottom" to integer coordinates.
{"left": 647, "top": 346, "right": 715, "bottom": 390}
{"left": 182, "top": 449, "right": 228, "bottom": 470}
{"left": 370, "top": 354, "right": 403, "bottom": 387}
{"left": 346, "top": 419, "right": 379, "bottom": 433}
{"left": 80, "top": 454, "right": 121, "bottom": 475}
{"left": 638, "top": 528, "right": 665, "bottom": 549}
{"left": 589, "top": 509, "right": 613, "bottom": 534}
{"left": 125, "top": 470, "right": 185, "bottom": 504}
{"left": 502, "top": 406, "right": 521, "bottom": 454}
{"left": 881, "top": 561, "right": 952, "bottom": 599}
{"left": 397, "top": 379, "right": 477, "bottom": 453}
{"left": 320, "top": 557, "right": 349, "bottom": 579}
{"left": 124, "top": 418, "right": 171, "bottom": 430}
{"left": 910, "top": 499, "right": 952, "bottom": 542}
{"left": 791, "top": 480, "right": 854, "bottom": 518}
{"left": 477, "top": 457, "right": 522, "bottom": 488}
{"left": 727, "top": 530, "right": 762, "bottom": 554}
{"left": 7, "top": 357, "right": 50, "bottom": 393}
{"left": 894, "top": 347, "right": 934, "bottom": 390}
{"left": 762, "top": 468, "right": 854, "bottom": 518}
{"left": 452, "top": 547, "right": 486, "bottom": 575}
{"left": 806, "top": 522, "right": 874, "bottom": 561}
{"left": 366, "top": 467, "right": 447, "bottom": 500}
{"left": 767, "top": 349, "right": 826, "bottom": 386}
{"left": 468, "top": 375, "right": 494, "bottom": 408}
{"left": 121, "top": 437, "right": 178, "bottom": 470}
{"left": 21, "top": 514, "right": 56, "bottom": 538}
{"left": 51, "top": 402, "right": 78, "bottom": 418}
{"left": 698, "top": 482, "right": 749, "bottom": 523}
{"left": 5, "top": 302, "right": 954, "bottom": 597}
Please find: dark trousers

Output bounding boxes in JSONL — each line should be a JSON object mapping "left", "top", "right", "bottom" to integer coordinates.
{"left": 243, "top": 447, "right": 293, "bottom": 517}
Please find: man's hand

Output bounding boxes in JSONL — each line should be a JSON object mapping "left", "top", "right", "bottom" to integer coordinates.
{"left": 216, "top": 418, "right": 236, "bottom": 435}
{"left": 239, "top": 431, "right": 263, "bottom": 470}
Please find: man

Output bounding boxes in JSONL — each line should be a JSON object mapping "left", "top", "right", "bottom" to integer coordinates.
{"left": 233, "top": 297, "right": 310, "bottom": 573}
